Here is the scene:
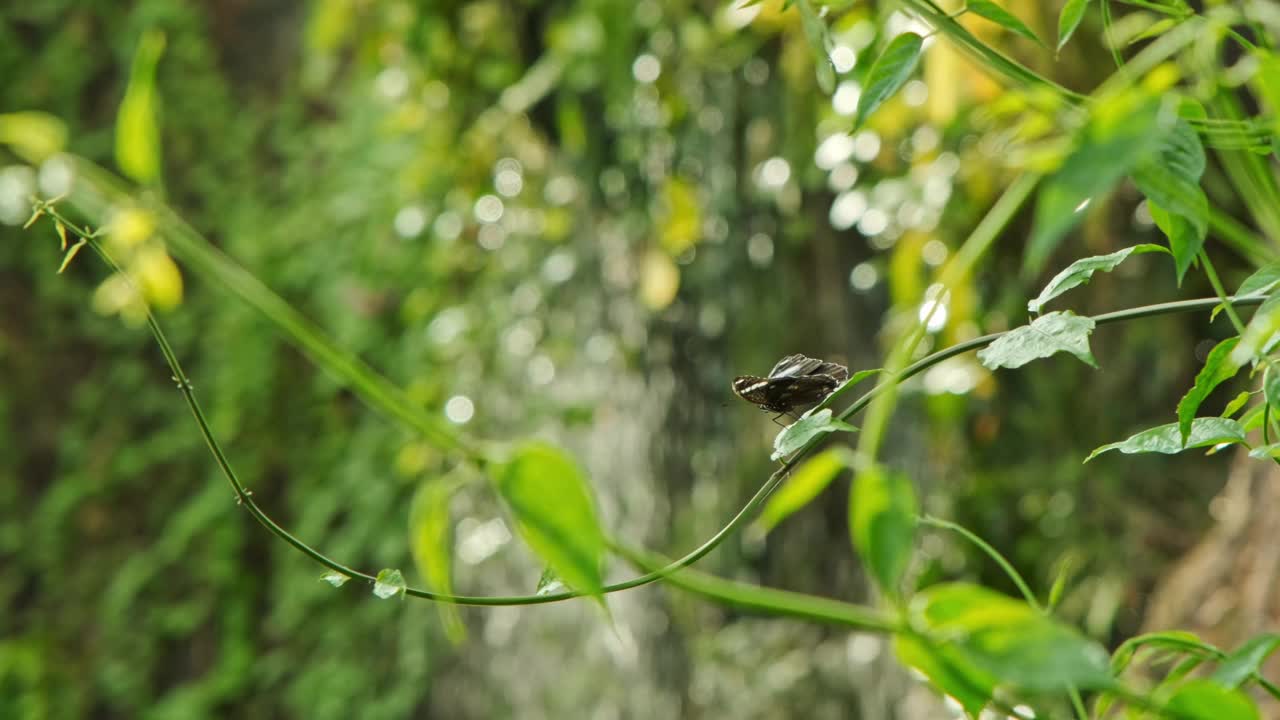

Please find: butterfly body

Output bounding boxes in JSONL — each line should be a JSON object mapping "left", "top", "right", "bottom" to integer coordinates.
{"left": 732, "top": 354, "right": 849, "bottom": 416}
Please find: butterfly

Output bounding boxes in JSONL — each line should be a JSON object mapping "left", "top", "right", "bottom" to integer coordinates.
{"left": 732, "top": 354, "right": 849, "bottom": 421}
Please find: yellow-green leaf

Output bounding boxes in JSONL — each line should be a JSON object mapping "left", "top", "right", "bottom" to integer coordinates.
{"left": 410, "top": 479, "right": 465, "bottom": 642}
{"left": 851, "top": 465, "right": 917, "bottom": 599}
{"left": 0, "top": 111, "right": 67, "bottom": 163}
{"left": 495, "top": 442, "right": 607, "bottom": 601}
{"left": 115, "top": 30, "right": 166, "bottom": 184}
{"left": 756, "top": 447, "right": 854, "bottom": 534}
{"left": 855, "top": 33, "right": 923, "bottom": 130}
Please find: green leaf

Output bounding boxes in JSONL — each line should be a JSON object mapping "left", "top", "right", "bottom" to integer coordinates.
{"left": 854, "top": 33, "right": 924, "bottom": 130}
{"left": 1176, "top": 338, "right": 1242, "bottom": 445}
{"left": 320, "top": 570, "right": 350, "bottom": 588}
{"left": 535, "top": 566, "right": 566, "bottom": 596}
{"left": 1147, "top": 200, "right": 1205, "bottom": 285}
{"left": 1211, "top": 634, "right": 1280, "bottom": 688}
{"left": 1234, "top": 263, "right": 1280, "bottom": 298}
{"left": 1027, "top": 244, "right": 1166, "bottom": 313}
{"left": 894, "top": 634, "right": 995, "bottom": 717}
{"left": 967, "top": 0, "right": 1044, "bottom": 46}
{"left": 1026, "top": 94, "right": 1169, "bottom": 273}
{"left": 1247, "top": 442, "right": 1280, "bottom": 459}
{"left": 796, "top": 0, "right": 836, "bottom": 94}
{"left": 1134, "top": 119, "right": 1207, "bottom": 196}
{"left": 1132, "top": 120, "right": 1208, "bottom": 284}
{"left": 1249, "top": 51, "right": 1280, "bottom": 123}
{"left": 115, "top": 30, "right": 166, "bottom": 184}
{"left": 495, "top": 442, "right": 607, "bottom": 600}
{"left": 1111, "top": 631, "right": 1220, "bottom": 675}
{"left": 1231, "top": 291, "right": 1280, "bottom": 365}
{"left": 977, "top": 311, "right": 1097, "bottom": 369}
{"left": 372, "top": 568, "right": 406, "bottom": 599}
{"left": 1046, "top": 553, "right": 1076, "bottom": 611}
{"left": 850, "top": 465, "right": 917, "bottom": 598}
{"left": 1265, "top": 366, "right": 1280, "bottom": 415}
{"left": 57, "top": 239, "right": 87, "bottom": 274}
{"left": 913, "top": 582, "right": 1114, "bottom": 691}
{"left": 1165, "top": 679, "right": 1260, "bottom": 720}
{"left": 1057, "top": 0, "right": 1091, "bottom": 51}
{"left": 756, "top": 446, "right": 855, "bottom": 533}
{"left": 410, "top": 478, "right": 465, "bottom": 641}
{"left": 1086, "top": 418, "right": 1246, "bottom": 462}
{"left": 771, "top": 408, "right": 858, "bottom": 461}
{"left": 1222, "top": 391, "right": 1252, "bottom": 418}
{"left": 823, "top": 368, "right": 883, "bottom": 405}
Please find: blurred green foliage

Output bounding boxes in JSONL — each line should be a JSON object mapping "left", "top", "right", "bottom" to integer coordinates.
{"left": 1, "top": 0, "right": 1267, "bottom": 717}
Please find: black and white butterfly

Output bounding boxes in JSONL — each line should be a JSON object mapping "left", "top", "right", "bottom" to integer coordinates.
{"left": 732, "top": 354, "right": 849, "bottom": 420}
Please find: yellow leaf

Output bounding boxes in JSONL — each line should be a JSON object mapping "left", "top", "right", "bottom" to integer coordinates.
{"left": 0, "top": 111, "right": 67, "bottom": 163}
{"left": 640, "top": 249, "right": 680, "bottom": 310}
{"left": 133, "top": 245, "right": 183, "bottom": 310}
{"left": 108, "top": 207, "right": 155, "bottom": 250}
{"left": 410, "top": 480, "right": 466, "bottom": 643}
{"left": 659, "top": 178, "right": 701, "bottom": 257}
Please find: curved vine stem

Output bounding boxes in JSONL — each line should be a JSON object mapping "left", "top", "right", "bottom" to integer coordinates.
{"left": 41, "top": 201, "right": 1268, "bottom": 607}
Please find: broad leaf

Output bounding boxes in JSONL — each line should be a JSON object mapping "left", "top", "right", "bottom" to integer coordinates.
{"left": 1086, "top": 418, "right": 1246, "bottom": 462}
{"left": 1132, "top": 120, "right": 1207, "bottom": 209}
{"left": 1231, "top": 291, "right": 1280, "bottom": 365}
{"left": 410, "top": 479, "right": 465, "bottom": 641}
{"left": 796, "top": 0, "right": 836, "bottom": 94}
{"left": 372, "top": 568, "right": 406, "bottom": 599}
{"left": 1134, "top": 121, "right": 1208, "bottom": 284}
{"left": 1147, "top": 198, "right": 1206, "bottom": 285}
{"left": 1028, "top": 244, "right": 1166, "bottom": 313}
{"left": 913, "top": 582, "right": 1114, "bottom": 691}
{"left": 495, "top": 442, "right": 607, "bottom": 600}
{"left": 850, "top": 465, "right": 917, "bottom": 598}
{"left": 1234, "top": 263, "right": 1280, "bottom": 298}
{"left": 967, "top": 0, "right": 1043, "bottom": 47}
{"left": 1057, "top": 0, "right": 1091, "bottom": 51}
{"left": 1265, "top": 366, "right": 1280, "bottom": 415}
{"left": 977, "top": 311, "right": 1097, "bottom": 369}
{"left": 771, "top": 408, "right": 857, "bottom": 461}
{"left": 757, "top": 446, "right": 854, "bottom": 533}
{"left": 1210, "top": 634, "right": 1280, "bottom": 688}
{"left": 894, "top": 634, "right": 995, "bottom": 717}
{"left": 1176, "top": 338, "right": 1242, "bottom": 445}
{"left": 1165, "top": 680, "right": 1260, "bottom": 720}
{"left": 1027, "top": 94, "right": 1169, "bottom": 273}
{"left": 855, "top": 33, "right": 924, "bottom": 130}
{"left": 1248, "top": 442, "right": 1280, "bottom": 459}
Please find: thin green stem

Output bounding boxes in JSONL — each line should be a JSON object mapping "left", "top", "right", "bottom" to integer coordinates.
{"left": 920, "top": 516, "right": 1040, "bottom": 610}
{"left": 1101, "top": 0, "right": 1126, "bottom": 70}
{"left": 616, "top": 545, "right": 902, "bottom": 633}
{"left": 1069, "top": 687, "right": 1089, "bottom": 720}
{"left": 1207, "top": 206, "right": 1274, "bottom": 265}
{"left": 1199, "top": 249, "right": 1247, "bottom": 334}
{"left": 46, "top": 201, "right": 1270, "bottom": 609}
{"left": 857, "top": 173, "right": 1039, "bottom": 466}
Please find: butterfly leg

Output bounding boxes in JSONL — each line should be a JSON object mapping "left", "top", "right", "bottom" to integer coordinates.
{"left": 770, "top": 413, "right": 787, "bottom": 427}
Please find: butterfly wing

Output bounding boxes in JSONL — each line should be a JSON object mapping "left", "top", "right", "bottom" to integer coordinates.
{"left": 732, "top": 374, "right": 841, "bottom": 413}
{"left": 813, "top": 361, "right": 849, "bottom": 383}
{"left": 768, "top": 354, "right": 825, "bottom": 378}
